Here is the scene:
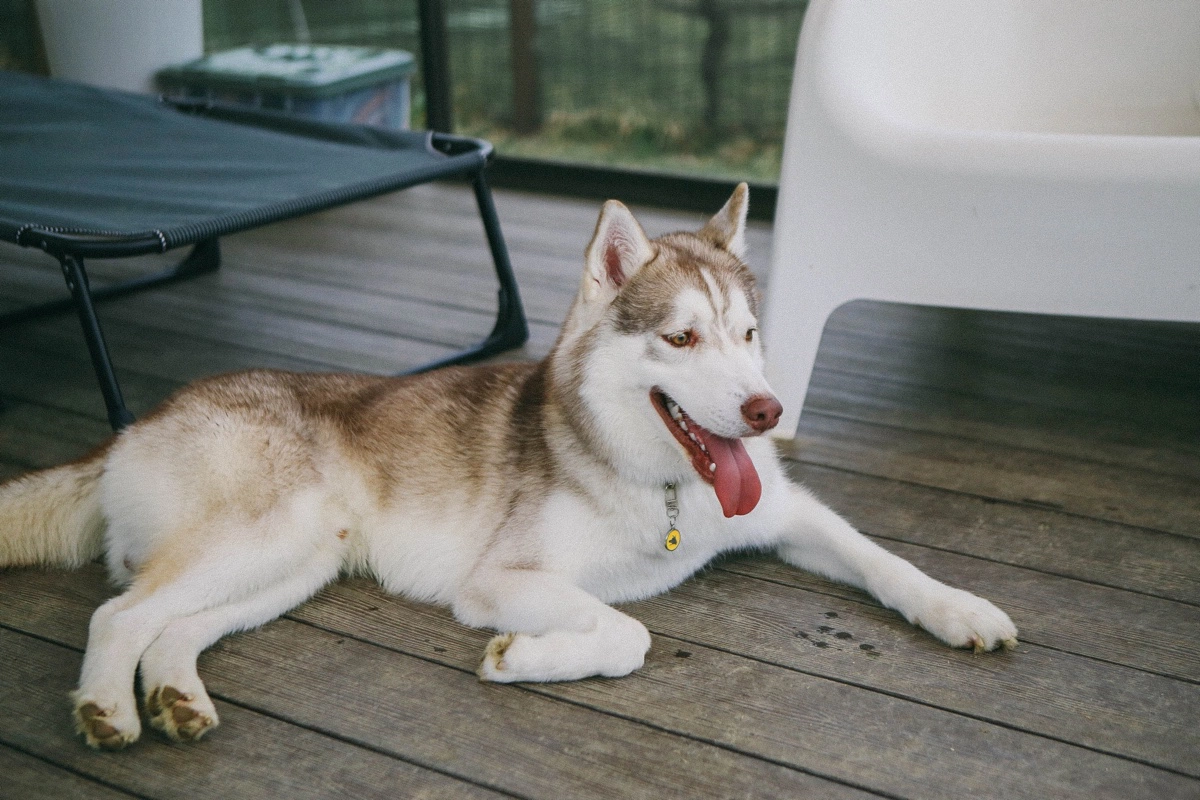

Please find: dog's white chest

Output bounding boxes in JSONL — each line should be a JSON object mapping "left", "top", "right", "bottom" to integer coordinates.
{"left": 531, "top": 484, "right": 735, "bottom": 604}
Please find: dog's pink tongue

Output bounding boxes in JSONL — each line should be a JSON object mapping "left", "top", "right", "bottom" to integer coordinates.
{"left": 700, "top": 432, "right": 762, "bottom": 518}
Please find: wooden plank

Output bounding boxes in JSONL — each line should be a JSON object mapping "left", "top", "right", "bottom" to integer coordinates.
{"left": 0, "top": 745, "right": 137, "bottom": 800}
{"left": 219, "top": 186, "right": 773, "bottom": 323}
{"left": 247, "top": 183, "right": 774, "bottom": 272}
{"left": 783, "top": 412, "right": 1200, "bottom": 537}
{"left": 0, "top": 629, "right": 510, "bottom": 800}
{"left": 0, "top": 341, "right": 179, "bottom": 422}
{"left": 2, "top": 308, "right": 331, "bottom": 384}
{"left": 0, "top": 247, "right": 563, "bottom": 358}
{"left": 229, "top": 236, "right": 578, "bottom": 327}
{"left": 0, "top": 279, "right": 458, "bottom": 378}
{"left": 729, "top": 542, "right": 1200, "bottom": 685}
{"left": 814, "top": 304, "right": 1200, "bottom": 433}
{"left": 805, "top": 367, "right": 1200, "bottom": 481}
{"left": 285, "top": 580, "right": 1196, "bottom": 800}
{"left": 785, "top": 461, "right": 1200, "bottom": 605}
{"left": 624, "top": 566, "right": 1200, "bottom": 775}
{"left": 161, "top": 270, "right": 561, "bottom": 357}
{"left": 0, "top": 566, "right": 866, "bottom": 800}
{"left": 0, "top": 399, "right": 110, "bottom": 472}
{"left": 826, "top": 301, "right": 1200, "bottom": 374}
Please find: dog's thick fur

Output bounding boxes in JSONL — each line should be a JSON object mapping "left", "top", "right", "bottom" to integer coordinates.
{"left": 0, "top": 186, "right": 1017, "bottom": 749}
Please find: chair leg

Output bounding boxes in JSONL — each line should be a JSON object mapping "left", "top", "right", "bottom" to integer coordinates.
{"left": 58, "top": 254, "right": 135, "bottom": 431}
{"left": 763, "top": 297, "right": 845, "bottom": 439}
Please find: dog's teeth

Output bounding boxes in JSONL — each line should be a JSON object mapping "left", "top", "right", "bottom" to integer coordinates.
{"left": 688, "top": 432, "right": 698, "bottom": 442}
{"left": 670, "top": 406, "right": 682, "bottom": 420}
{"left": 709, "top": 462, "right": 717, "bottom": 472}
{"left": 679, "top": 419, "right": 689, "bottom": 431}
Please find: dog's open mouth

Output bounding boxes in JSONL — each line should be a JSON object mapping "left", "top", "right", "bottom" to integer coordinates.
{"left": 650, "top": 389, "right": 762, "bottom": 518}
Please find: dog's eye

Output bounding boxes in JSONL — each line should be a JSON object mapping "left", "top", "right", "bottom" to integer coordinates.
{"left": 745, "top": 327, "right": 757, "bottom": 343}
{"left": 664, "top": 330, "right": 695, "bottom": 348}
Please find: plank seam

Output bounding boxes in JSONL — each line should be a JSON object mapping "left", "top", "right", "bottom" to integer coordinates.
{"left": 0, "top": 622, "right": 526, "bottom": 800}
{"left": 786, "top": 455, "right": 1200, "bottom": 549}
{"left": 716, "top": 563, "right": 1200, "bottom": 679}
{"left": 284, "top": 614, "right": 899, "bottom": 800}
{"left": 650, "top": 630, "right": 1200, "bottom": 781}
{"left": 0, "top": 741, "right": 152, "bottom": 800}
{"left": 798, "top": 409, "right": 1200, "bottom": 540}
{"left": 811, "top": 362, "right": 1200, "bottom": 463}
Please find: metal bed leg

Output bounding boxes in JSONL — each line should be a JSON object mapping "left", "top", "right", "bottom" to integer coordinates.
{"left": 0, "top": 239, "right": 219, "bottom": 327}
{"left": 403, "top": 169, "right": 529, "bottom": 374}
{"left": 58, "top": 254, "right": 136, "bottom": 431}
{"left": 473, "top": 170, "right": 529, "bottom": 351}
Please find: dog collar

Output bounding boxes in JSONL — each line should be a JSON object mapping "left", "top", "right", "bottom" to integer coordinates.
{"left": 664, "top": 482, "right": 681, "bottom": 551}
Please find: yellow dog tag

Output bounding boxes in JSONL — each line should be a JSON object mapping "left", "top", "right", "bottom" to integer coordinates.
{"left": 665, "top": 528, "right": 681, "bottom": 551}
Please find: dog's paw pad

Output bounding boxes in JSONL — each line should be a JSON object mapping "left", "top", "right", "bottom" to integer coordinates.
{"left": 74, "top": 700, "right": 139, "bottom": 750}
{"left": 477, "top": 633, "right": 517, "bottom": 682}
{"left": 146, "top": 685, "right": 218, "bottom": 742}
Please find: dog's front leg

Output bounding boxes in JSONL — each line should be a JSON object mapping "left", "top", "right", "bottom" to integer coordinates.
{"left": 769, "top": 484, "right": 1018, "bottom": 652}
{"left": 455, "top": 569, "right": 651, "bottom": 683}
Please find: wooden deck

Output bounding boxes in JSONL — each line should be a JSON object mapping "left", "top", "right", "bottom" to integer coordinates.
{"left": 1, "top": 183, "right": 1197, "bottom": 799}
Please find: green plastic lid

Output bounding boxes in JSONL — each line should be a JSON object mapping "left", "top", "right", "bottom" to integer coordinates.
{"left": 158, "top": 45, "right": 416, "bottom": 98}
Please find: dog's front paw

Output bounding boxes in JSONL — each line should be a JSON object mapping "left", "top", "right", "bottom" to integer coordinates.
{"left": 72, "top": 694, "right": 141, "bottom": 750}
{"left": 146, "top": 684, "right": 219, "bottom": 742}
{"left": 914, "top": 587, "right": 1018, "bottom": 653}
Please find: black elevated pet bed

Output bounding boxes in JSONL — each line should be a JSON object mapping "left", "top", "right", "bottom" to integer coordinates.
{"left": 0, "top": 70, "right": 527, "bottom": 430}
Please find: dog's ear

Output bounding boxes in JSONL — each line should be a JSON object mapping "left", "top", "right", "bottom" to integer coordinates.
{"left": 584, "top": 200, "right": 655, "bottom": 304}
{"left": 699, "top": 182, "right": 749, "bottom": 259}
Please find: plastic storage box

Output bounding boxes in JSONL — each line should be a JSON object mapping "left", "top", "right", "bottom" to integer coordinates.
{"left": 157, "top": 44, "right": 415, "bottom": 129}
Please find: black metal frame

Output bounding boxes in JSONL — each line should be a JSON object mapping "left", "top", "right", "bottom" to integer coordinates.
{"left": 0, "top": 168, "right": 527, "bottom": 433}
{"left": 417, "top": 0, "right": 454, "bottom": 134}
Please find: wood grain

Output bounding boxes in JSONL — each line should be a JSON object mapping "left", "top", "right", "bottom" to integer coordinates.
{"left": 0, "top": 628, "right": 509, "bottom": 800}
{"left": 0, "top": 745, "right": 138, "bottom": 800}
{"left": 783, "top": 461, "right": 1200, "bottom": 605}
{"left": 0, "top": 566, "right": 865, "bottom": 800}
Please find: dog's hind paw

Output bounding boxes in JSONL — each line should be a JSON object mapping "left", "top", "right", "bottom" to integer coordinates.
{"left": 145, "top": 684, "right": 218, "bottom": 742}
{"left": 476, "top": 617, "right": 651, "bottom": 683}
{"left": 73, "top": 696, "right": 140, "bottom": 750}
{"left": 477, "top": 633, "right": 517, "bottom": 682}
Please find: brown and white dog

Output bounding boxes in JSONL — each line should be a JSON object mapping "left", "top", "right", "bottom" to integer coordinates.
{"left": 0, "top": 185, "right": 1017, "bottom": 749}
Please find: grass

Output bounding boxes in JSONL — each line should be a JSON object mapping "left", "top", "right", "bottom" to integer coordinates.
{"left": 460, "top": 108, "right": 785, "bottom": 182}
{"left": 201, "top": 0, "right": 801, "bottom": 183}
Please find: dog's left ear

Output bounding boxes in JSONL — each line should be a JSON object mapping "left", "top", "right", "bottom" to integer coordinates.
{"left": 584, "top": 200, "right": 655, "bottom": 304}
{"left": 699, "top": 182, "right": 749, "bottom": 259}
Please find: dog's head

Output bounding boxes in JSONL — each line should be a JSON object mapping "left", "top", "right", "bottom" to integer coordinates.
{"left": 556, "top": 184, "right": 781, "bottom": 517}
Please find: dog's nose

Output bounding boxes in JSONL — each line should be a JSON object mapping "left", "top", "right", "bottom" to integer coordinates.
{"left": 741, "top": 394, "right": 783, "bottom": 433}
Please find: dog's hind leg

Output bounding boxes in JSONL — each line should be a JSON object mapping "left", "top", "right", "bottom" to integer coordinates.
{"left": 73, "top": 499, "right": 345, "bottom": 749}
{"left": 138, "top": 547, "right": 342, "bottom": 742}
{"left": 455, "top": 569, "right": 651, "bottom": 683}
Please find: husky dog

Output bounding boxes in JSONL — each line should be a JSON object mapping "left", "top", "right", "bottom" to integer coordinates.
{"left": 0, "top": 185, "right": 1016, "bottom": 749}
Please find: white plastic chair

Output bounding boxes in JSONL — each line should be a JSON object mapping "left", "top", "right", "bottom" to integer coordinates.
{"left": 762, "top": 0, "right": 1200, "bottom": 437}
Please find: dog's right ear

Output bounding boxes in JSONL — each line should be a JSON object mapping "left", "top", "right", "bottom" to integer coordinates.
{"left": 583, "top": 200, "right": 655, "bottom": 305}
